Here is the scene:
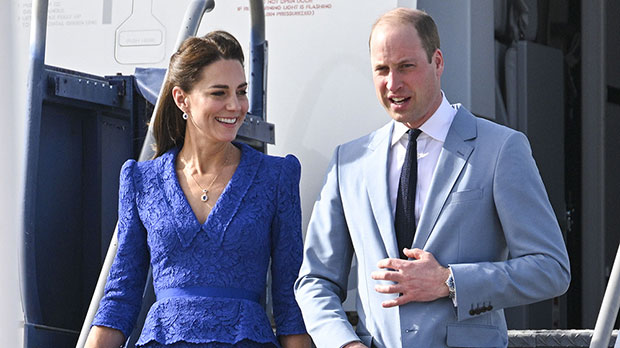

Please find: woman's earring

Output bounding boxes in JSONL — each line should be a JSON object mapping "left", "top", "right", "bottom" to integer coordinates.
{"left": 182, "top": 113, "right": 188, "bottom": 120}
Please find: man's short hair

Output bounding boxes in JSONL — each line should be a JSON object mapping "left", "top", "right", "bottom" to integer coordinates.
{"left": 369, "top": 8, "right": 440, "bottom": 63}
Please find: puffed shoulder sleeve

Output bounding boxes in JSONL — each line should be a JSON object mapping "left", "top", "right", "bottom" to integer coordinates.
{"left": 92, "top": 159, "right": 150, "bottom": 338}
{"left": 270, "top": 155, "right": 307, "bottom": 336}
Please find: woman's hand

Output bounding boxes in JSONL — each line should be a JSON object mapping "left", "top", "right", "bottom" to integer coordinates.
{"left": 84, "top": 325, "right": 125, "bottom": 348}
{"left": 280, "top": 333, "right": 312, "bottom": 348}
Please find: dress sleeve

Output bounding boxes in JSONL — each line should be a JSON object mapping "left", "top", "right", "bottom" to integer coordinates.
{"left": 270, "top": 155, "right": 307, "bottom": 336}
{"left": 92, "top": 160, "right": 150, "bottom": 338}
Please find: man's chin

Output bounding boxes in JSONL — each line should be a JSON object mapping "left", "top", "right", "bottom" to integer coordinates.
{"left": 388, "top": 112, "right": 412, "bottom": 124}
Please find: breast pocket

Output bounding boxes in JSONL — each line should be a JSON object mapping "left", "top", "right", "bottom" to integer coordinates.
{"left": 446, "top": 189, "right": 483, "bottom": 205}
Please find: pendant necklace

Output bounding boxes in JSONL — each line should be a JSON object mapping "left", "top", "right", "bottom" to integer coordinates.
{"left": 183, "top": 146, "right": 230, "bottom": 204}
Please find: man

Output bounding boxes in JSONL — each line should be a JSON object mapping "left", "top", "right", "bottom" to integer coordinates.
{"left": 294, "top": 7, "right": 570, "bottom": 348}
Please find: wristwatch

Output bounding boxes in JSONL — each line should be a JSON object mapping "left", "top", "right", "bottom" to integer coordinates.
{"left": 445, "top": 269, "right": 456, "bottom": 299}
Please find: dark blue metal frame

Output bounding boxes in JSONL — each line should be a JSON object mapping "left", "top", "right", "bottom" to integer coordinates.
{"left": 22, "top": 65, "right": 147, "bottom": 347}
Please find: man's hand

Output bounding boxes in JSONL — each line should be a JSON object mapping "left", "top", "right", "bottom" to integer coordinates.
{"left": 371, "top": 248, "right": 450, "bottom": 307}
{"left": 343, "top": 342, "right": 368, "bottom": 348}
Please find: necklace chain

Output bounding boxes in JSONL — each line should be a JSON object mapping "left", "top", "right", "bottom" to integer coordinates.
{"left": 182, "top": 146, "right": 231, "bottom": 204}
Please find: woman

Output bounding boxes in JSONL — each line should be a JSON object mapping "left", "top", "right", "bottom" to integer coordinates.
{"left": 85, "top": 31, "right": 310, "bottom": 348}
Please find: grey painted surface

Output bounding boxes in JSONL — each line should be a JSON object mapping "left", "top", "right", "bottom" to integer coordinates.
{"left": 417, "top": 0, "right": 496, "bottom": 119}
{"left": 581, "top": 0, "right": 607, "bottom": 328}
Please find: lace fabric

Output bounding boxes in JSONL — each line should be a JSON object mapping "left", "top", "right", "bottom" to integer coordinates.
{"left": 143, "top": 339, "right": 273, "bottom": 348}
{"left": 92, "top": 143, "right": 306, "bottom": 347}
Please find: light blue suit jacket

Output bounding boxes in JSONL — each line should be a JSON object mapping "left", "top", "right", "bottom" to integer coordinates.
{"left": 295, "top": 106, "right": 570, "bottom": 348}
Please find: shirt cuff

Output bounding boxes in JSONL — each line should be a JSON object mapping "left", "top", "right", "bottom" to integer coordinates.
{"left": 445, "top": 266, "right": 458, "bottom": 307}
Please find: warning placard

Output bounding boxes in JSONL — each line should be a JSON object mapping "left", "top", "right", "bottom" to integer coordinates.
{"left": 237, "top": 0, "right": 333, "bottom": 17}
{"left": 17, "top": 1, "right": 99, "bottom": 28}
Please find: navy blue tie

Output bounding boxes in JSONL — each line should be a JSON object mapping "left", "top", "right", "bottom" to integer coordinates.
{"left": 395, "top": 128, "right": 421, "bottom": 259}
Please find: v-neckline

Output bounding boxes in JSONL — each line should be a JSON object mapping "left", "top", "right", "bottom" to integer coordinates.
{"left": 173, "top": 143, "right": 244, "bottom": 226}
{"left": 161, "top": 142, "right": 262, "bottom": 248}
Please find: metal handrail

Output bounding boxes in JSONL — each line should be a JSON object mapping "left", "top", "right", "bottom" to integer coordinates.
{"left": 590, "top": 242, "right": 620, "bottom": 348}
{"left": 22, "top": 0, "right": 49, "bottom": 326}
{"left": 249, "top": 0, "right": 267, "bottom": 119}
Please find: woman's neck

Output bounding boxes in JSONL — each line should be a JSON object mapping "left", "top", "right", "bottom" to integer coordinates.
{"left": 179, "top": 139, "right": 233, "bottom": 174}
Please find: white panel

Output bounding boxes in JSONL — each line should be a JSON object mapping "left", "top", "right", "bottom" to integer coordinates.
{"left": 417, "top": 0, "right": 495, "bottom": 119}
{"left": 1, "top": 1, "right": 24, "bottom": 346}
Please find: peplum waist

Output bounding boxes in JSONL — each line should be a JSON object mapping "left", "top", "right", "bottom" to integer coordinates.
{"left": 136, "top": 295, "right": 278, "bottom": 347}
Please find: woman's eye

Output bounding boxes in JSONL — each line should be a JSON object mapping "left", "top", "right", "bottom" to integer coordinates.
{"left": 238, "top": 89, "right": 248, "bottom": 96}
{"left": 211, "top": 91, "right": 225, "bottom": 96}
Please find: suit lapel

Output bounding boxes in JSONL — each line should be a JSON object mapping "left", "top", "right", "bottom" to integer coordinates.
{"left": 413, "top": 108, "right": 477, "bottom": 249}
{"left": 364, "top": 122, "right": 400, "bottom": 259}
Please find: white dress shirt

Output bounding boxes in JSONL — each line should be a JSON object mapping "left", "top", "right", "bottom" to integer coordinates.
{"left": 388, "top": 94, "right": 460, "bottom": 307}
{"left": 388, "top": 93, "right": 457, "bottom": 225}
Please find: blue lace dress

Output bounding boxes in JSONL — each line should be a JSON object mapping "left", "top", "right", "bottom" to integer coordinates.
{"left": 92, "top": 143, "right": 306, "bottom": 347}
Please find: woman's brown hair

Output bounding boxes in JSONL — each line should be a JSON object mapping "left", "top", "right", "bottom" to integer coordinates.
{"left": 152, "top": 30, "right": 245, "bottom": 158}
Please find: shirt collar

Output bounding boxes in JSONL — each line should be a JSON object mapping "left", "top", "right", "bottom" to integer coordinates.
{"left": 391, "top": 91, "right": 457, "bottom": 147}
